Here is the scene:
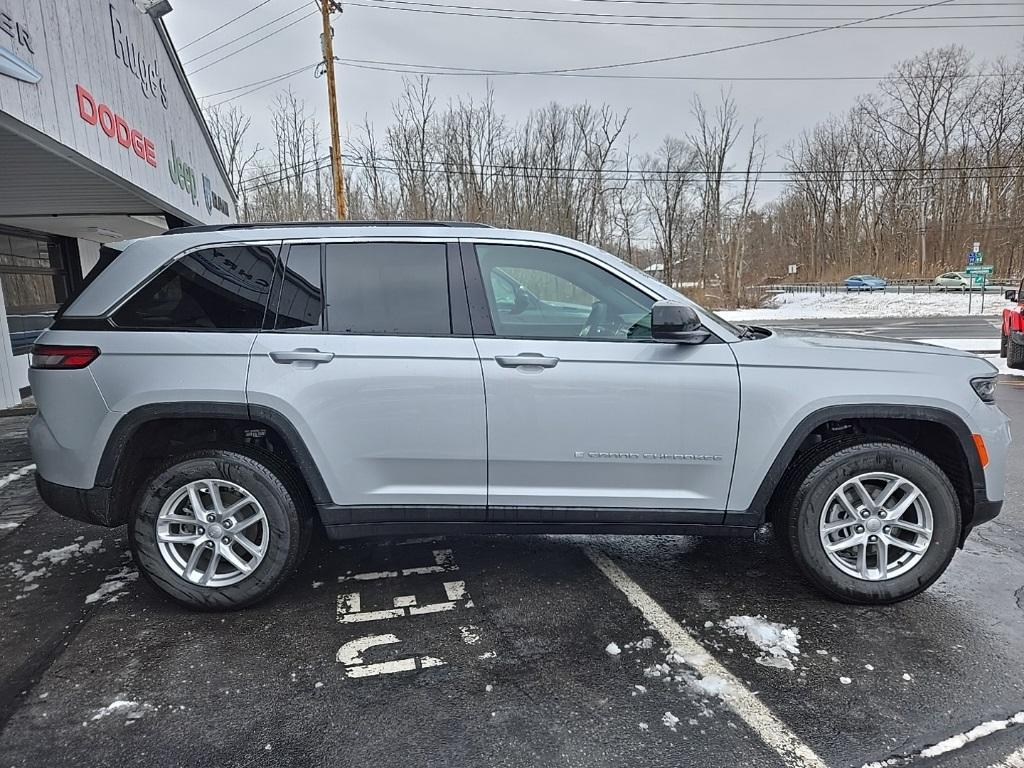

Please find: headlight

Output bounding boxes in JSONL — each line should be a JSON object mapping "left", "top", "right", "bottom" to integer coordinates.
{"left": 971, "top": 376, "right": 997, "bottom": 403}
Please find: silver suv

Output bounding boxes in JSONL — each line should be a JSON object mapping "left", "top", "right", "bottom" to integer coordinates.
{"left": 29, "top": 222, "right": 1010, "bottom": 609}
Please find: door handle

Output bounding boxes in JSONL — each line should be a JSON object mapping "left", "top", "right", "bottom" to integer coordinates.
{"left": 269, "top": 348, "right": 335, "bottom": 365}
{"left": 495, "top": 353, "right": 559, "bottom": 369}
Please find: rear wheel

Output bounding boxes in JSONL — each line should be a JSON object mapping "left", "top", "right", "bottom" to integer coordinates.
{"left": 1000, "top": 332, "right": 1008, "bottom": 358}
{"left": 776, "top": 440, "right": 960, "bottom": 604}
{"left": 129, "top": 449, "right": 311, "bottom": 610}
{"left": 1007, "top": 332, "right": 1024, "bottom": 369}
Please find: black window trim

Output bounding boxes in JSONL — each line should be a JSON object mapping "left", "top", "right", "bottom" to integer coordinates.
{"left": 460, "top": 238, "right": 725, "bottom": 345}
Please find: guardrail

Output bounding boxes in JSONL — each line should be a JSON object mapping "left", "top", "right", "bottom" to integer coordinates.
{"left": 753, "top": 279, "right": 1014, "bottom": 296}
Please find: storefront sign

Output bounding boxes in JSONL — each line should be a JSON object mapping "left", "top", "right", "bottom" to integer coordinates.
{"left": 168, "top": 141, "right": 198, "bottom": 205}
{"left": 76, "top": 83, "right": 157, "bottom": 167}
{"left": 203, "top": 174, "right": 230, "bottom": 217}
{"left": 0, "top": 7, "right": 41, "bottom": 84}
{"left": 109, "top": 2, "right": 167, "bottom": 109}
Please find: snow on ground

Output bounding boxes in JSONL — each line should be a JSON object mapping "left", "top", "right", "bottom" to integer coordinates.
{"left": 85, "top": 566, "right": 139, "bottom": 605}
{"left": 89, "top": 700, "right": 155, "bottom": 723}
{"left": 4, "top": 539, "right": 108, "bottom": 599}
{"left": 720, "top": 616, "right": 801, "bottom": 671}
{"left": 719, "top": 291, "right": 1011, "bottom": 321}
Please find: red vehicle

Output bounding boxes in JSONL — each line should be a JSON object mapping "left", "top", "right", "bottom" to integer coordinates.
{"left": 1001, "top": 281, "right": 1024, "bottom": 367}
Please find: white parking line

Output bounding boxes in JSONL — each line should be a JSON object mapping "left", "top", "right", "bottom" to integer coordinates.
{"left": 0, "top": 463, "right": 35, "bottom": 490}
{"left": 990, "top": 747, "right": 1024, "bottom": 768}
{"left": 584, "top": 547, "right": 828, "bottom": 768}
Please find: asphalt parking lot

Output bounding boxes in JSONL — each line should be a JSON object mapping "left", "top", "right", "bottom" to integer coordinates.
{"left": 0, "top": 389, "right": 1022, "bottom": 768}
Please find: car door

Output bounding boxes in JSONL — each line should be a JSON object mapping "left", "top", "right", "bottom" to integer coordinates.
{"left": 466, "top": 240, "right": 740, "bottom": 522}
{"left": 246, "top": 239, "right": 487, "bottom": 520}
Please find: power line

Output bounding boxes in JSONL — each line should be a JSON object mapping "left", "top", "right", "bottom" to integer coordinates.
{"left": 186, "top": 11, "right": 319, "bottom": 76}
{"left": 239, "top": 155, "right": 1024, "bottom": 192}
{"left": 354, "top": 0, "right": 962, "bottom": 76}
{"left": 338, "top": 57, "right": 1009, "bottom": 81}
{"left": 205, "top": 64, "right": 321, "bottom": 108}
{"left": 352, "top": 0, "right": 1023, "bottom": 24}
{"left": 179, "top": 0, "right": 277, "bottom": 50}
{"left": 183, "top": 2, "right": 314, "bottom": 68}
{"left": 201, "top": 62, "right": 319, "bottom": 99}
{"left": 543, "top": 0, "right": 1020, "bottom": 5}
{"left": 347, "top": 0, "right": 1021, "bottom": 28}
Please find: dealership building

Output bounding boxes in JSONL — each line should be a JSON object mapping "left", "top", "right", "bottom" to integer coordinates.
{"left": 0, "top": 0, "right": 236, "bottom": 406}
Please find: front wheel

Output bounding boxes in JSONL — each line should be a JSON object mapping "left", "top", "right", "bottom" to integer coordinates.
{"left": 129, "top": 449, "right": 312, "bottom": 610}
{"left": 1000, "top": 332, "right": 1008, "bottom": 358}
{"left": 776, "top": 441, "right": 960, "bottom": 604}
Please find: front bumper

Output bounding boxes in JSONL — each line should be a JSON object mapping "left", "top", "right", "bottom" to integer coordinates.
{"left": 35, "top": 473, "right": 121, "bottom": 527}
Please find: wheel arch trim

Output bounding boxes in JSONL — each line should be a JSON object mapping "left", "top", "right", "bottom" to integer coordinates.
{"left": 95, "top": 401, "right": 332, "bottom": 505}
{"left": 741, "top": 404, "right": 984, "bottom": 523}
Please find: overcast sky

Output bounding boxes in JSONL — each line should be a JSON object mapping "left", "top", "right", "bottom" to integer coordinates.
{"left": 164, "top": 0, "right": 1024, "bottom": 191}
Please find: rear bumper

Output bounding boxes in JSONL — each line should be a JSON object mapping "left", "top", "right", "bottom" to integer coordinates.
{"left": 35, "top": 473, "right": 120, "bottom": 527}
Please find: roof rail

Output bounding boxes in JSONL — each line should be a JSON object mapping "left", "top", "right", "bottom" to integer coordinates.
{"left": 161, "top": 220, "right": 496, "bottom": 235}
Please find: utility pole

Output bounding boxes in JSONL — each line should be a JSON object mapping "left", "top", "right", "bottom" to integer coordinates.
{"left": 916, "top": 179, "right": 928, "bottom": 276}
{"left": 318, "top": 0, "right": 346, "bottom": 220}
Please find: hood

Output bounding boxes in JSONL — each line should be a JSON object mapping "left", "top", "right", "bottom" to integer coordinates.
{"left": 761, "top": 327, "right": 979, "bottom": 360}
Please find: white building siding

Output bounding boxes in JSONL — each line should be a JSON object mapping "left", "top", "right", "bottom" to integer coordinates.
{"left": 0, "top": 0, "right": 234, "bottom": 225}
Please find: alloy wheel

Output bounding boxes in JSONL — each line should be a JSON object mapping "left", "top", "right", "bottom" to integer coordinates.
{"left": 819, "top": 471, "right": 934, "bottom": 581}
{"left": 155, "top": 479, "right": 269, "bottom": 587}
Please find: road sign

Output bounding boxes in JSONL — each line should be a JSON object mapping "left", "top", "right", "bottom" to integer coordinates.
{"left": 965, "top": 265, "right": 993, "bottom": 274}
{"left": 968, "top": 252, "right": 983, "bottom": 265}
{"left": 974, "top": 275, "right": 986, "bottom": 285}
{"left": 973, "top": 241, "right": 981, "bottom": 253}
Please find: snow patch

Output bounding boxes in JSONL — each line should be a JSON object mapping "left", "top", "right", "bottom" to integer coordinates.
{"left": 721, "top": 615, "right": 800, "bottom": 670}
{"left": 840, "top": 677, "right": 852, "bottom": 685}
{"left": 90, "top": 700, "right": 154, "bottom": 723}
{"left": 662, "top": 711, "right": 680, "bottom": 731}
{"left": 720, "top": 291, "right": 1009, "bottom": 321}
{"left": 605, "top": 642, "right": 621, "bottom": 656}
{"left": 85, "top": 567, "right": 138, "bottom": 605}
{"left": 460, "top": 626, "right": 481, "bottom": 645}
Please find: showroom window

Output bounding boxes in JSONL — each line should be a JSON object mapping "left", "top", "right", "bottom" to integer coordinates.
{"left": 0, "top": 230, "right": 71, "bottom": 355}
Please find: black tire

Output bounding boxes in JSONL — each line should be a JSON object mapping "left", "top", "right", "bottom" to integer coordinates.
{"left": 129, "top": 448, "right": 312, "bottom": 610}
{"left": 775, "top": 440, "right": 960, "bottom": 605}
{"left": 1000, "top": 332, "right": 1008, "bottom": 358}
{"left": 1007, "top": 333, "right": 1024, "bottom": 369}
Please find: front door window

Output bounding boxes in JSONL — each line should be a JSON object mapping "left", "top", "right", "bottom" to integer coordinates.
{"left": 476, "top": 244, "right": 654, "bottom": 341}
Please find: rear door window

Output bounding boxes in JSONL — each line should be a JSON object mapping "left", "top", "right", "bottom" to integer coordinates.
{"left": 113, "top": 244, "right": 278, "bottom": 330}
{"left": 323, "top": 242, "right": 450, "bottom": 335}
{"left": 267, "top": 243, "right": 324, "bottom": 332}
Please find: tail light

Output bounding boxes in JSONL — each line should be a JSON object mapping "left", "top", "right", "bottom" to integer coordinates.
{"left": 30, "top": 344, "right": 101, "bottom": 370}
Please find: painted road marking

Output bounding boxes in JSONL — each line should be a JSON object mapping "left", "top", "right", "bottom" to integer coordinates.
{"left": 0, "top": 463, "right": 34, "bottom": 490}
{"left": 338, "top": 549, "right": 459, "bottom": 582}
{"left": 990, "top": 747, "right": 1024, "bottom": 768}
{"left": 338, "top": 581, "right": 473, "bottom": 623}
{"left": 584, "top": 546, "right": 828, "bottom": 768}
{"left": 336, "top": 633, "right": 446, "bottom": 678}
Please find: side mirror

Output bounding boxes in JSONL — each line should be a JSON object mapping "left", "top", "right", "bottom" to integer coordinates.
{"left": 651, "top": 301, "right": 711, "bottom": 344}
{"left": 1005, "top": 290, "right": 1017, "bottom": 302}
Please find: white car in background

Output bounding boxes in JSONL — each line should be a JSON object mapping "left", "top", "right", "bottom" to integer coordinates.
{"left": 934, "top": 271, "right": 972, "bottom": 291}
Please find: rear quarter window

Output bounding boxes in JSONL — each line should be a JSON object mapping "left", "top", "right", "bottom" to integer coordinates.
{"left": 113, "top": 245, "right": 278, "bottom": 330}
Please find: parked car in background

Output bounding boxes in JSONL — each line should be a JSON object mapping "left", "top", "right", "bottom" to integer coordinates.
{"left": 1001, "top": 280, "right": 1024, "bottom": 368}
{"left": 934, "top": 271, "right": 972, "bottom": 291}
{"left": 845, "top": 275, "right": 887, "bottom": 292}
